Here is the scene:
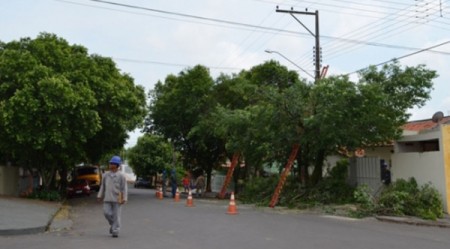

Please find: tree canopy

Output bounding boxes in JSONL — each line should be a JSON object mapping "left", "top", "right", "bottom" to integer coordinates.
{"left": 143, "top": 59, "right": 436, "bottom": 189}
{"left": 145, "top": 65, "right": 222, "bottom": 188}
{"left": 0, "top": 33, "right": 146, "bottom": 188}
{"left": 127, "top": 134, "right": 173, "bottom": 177}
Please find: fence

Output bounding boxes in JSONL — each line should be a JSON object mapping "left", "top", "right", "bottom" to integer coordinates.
{"left": 348, "top": 157, "right": 384, "bottom": 195}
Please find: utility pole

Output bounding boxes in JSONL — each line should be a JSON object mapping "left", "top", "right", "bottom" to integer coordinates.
{"left": 276, "top": 7, "right": 321, "bottom": 83}
{"left": 268, "top": 7, "right": 322, "bottom": 208}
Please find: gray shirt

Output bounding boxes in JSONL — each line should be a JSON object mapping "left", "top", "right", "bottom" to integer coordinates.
{"left": 97, "top": 171, "right": 128, "bottom": 202}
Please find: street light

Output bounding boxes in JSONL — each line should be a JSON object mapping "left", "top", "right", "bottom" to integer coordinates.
{"left": 265, "top": 49, "right": 315, "bottom": 79}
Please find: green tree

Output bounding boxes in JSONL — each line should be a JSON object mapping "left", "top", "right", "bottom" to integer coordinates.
{"left": 210, "top": 61, "right": 305, "bottom": 171}
{"left": 82, "top": 56, "right": 147, "bottom": 164}
{"left": 207, "top": 61, "right": 436, "bottom": 188}
{"left": 145, "top": 65, "right": 222, "bottom": 190}
{"left": 302, "top": 62, "right": 435, "bottom": 183}
{"left": 127, "top": 134, "right": 173, "bottom": 178}
{"left": 144, "top": 58, "right": 436, "bottom": 198}
{"left": 0, "top": 33, "right": 146, "bottom": 190}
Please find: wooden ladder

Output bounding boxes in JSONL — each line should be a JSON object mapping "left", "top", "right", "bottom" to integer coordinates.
{"left": 269, "top": 144, "right": 300, "bottom": 208}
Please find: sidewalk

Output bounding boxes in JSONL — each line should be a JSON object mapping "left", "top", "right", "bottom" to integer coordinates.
{"left": 1, "top": 194, "right": 449, "bottom": 236}
{"left": 0, "top": 196, "right": 64, "bottom": 236}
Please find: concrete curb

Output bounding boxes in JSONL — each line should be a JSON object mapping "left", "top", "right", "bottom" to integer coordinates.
{"left": 375, "top": 215, "right": 450, "bottom": 228}
{"left": 0, "top": 225, "right": 48, "bottom": 236}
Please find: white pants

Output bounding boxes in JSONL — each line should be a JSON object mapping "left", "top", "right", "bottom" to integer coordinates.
{"left": 103, "top": 202, "right": 122, "bottom": 235}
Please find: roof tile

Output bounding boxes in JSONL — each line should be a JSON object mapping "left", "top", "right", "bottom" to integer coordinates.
{"left": 403, "top": 116, "right": 450, "bottom": 131}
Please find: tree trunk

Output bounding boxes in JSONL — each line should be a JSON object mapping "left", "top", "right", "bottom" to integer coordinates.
{"left": 233, "top": 163, "right": 241, "bottom": 194}
{"left": 206, "top": 165, "right": 212, "bottom": 192}
{"left": 310, "top": 149, "right": 326, "bottom": 185}
{"left": 59, "top": 167, "right": 68, "bottom": 193}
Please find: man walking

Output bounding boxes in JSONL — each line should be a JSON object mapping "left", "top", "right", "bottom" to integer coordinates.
{"left": 97, "top": 155, "right": 128, "bottom": 237}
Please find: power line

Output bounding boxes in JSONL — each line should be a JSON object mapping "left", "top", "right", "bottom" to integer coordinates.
{"left": 294, "top": 0, "right": 448, "bottom": 68}
{"left": 323, "top": 10, "right": 448, "bottom": 63}
{"left": 216, "top": 3, "right": 284, "bottom": 68}
{"left": 346, "top": 40, "right": 450, "bottom": 76}
{"left": 113, "top": 57, "right": 243, "bottom": 71}
{"left": 324, "top": 16, "right": 443, "bottom": 61}
{"left": 61, "top": 0, "right": 450, "bottom": 75}
{"left": 222, "top": 0, "right": 319, "bottom": 68}
{"left": 85, "top": 0, "right": 450, "bottom": 56}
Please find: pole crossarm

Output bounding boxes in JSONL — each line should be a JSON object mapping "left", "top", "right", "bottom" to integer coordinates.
{"left": 276, "top": 8, "right": 317, "bottom": 37}
{"left": 276, "top": 9, "right": 316, "bottom": 16}
{"left": 276, "top": 7, "right": 321, "bottom": 82}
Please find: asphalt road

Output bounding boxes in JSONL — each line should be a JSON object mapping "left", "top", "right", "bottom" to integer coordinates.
{"left": 1, "top": 187, "right": 449, "bottom": 249}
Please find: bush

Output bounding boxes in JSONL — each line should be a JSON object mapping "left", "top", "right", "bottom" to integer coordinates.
{"left": 376, "top": 190, "right": 411, "bottom": 216}
{"left": 413, "top": 183, "right": 443, "bottom": 220}
{"left": 239, "top": 160, "right": 355, "bottom": 208}
{"left": 376, "top": 178, "right": 443, "bottom": 220}
{"left": 239, "top": 170, "right": 444, "bottom": 220}
{"left": 28, "top": 189, "right": 62, "bottom": 202}
{"left": 238, "top": 175, "right": 278, "bottom": 206}
{"left": 304, "top": 159, "right": 354, "bottom": 205}
{"left": 351, "top": 184, "right": 375, "bottom": 217}
{"left": 303, "top": 178, "right": 354, "bottom": 205}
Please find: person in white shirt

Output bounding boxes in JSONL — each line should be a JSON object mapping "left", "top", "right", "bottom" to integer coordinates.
{"left": 97, "top": 155, "right": 128, "bottom": 238}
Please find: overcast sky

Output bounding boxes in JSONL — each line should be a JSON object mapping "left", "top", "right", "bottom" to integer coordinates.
{"left": 1, "top": 0, "right": 449, "bottom": 147}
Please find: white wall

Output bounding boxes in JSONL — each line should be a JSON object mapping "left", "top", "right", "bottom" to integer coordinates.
{"left": 364, "top": 146, "right": 393, "bottom": 165}
{"left": 391, "top": 151, "right": 448, "bottom": 212}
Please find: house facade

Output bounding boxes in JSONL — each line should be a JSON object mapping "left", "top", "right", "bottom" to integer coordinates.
{"left": 391, "top": 117, "right": 450, "bottom": 213}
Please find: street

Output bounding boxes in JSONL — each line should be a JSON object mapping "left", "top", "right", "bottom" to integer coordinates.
{"left": 1, "top": 186, "right": 449, "bottom": 249}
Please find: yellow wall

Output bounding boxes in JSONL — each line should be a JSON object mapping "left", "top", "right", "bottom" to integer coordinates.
{"left": 442, "top": 125, "right": 450, "bottom": 214}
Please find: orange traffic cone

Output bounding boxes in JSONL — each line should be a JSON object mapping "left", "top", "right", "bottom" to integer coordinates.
{"left": 186, "top": 190, "right": 194, "bottom": 207}
{"left": 226, "top": 192, "right": 238, "bottom": 215}
{"left": 158, "top": 187, "right": 163, "bottom": 200}
{"left": 174, "top": 188, "right": 180, "bottom": 202}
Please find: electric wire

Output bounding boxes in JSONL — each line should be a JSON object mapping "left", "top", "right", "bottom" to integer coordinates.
{"left": 323, "top": 5, "right": 448, "bottom": 62}
{"left": 293, "top": 0, "right": 448, "bottom": 70}
{"left": 226, "top": 0, "right": 318, "bottom": 68}
{"left": 345, "top": 40, "right": 450, "bottom": 76}
{"left": 217, "top": 4, "right": 285, "bottom": 68}
{"left": 113, "top": 57, "right": 242, "bottom": 71}
{"left": 293, "top": 0, "right": 448, "bottom": 52}
{"left": 282, "top": 1, "right": 422, "bottom": 64}
{"left": 83, "top": 0, "right": 450, "bottom": 56}
{"left": 56, "top": 0, "right": 450, "bottom": 74}
{"left": 324, "top": 13, "right": 446, "bottom": 62}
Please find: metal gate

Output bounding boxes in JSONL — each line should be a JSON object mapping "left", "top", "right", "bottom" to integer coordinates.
{"left": 348, "top": 157, "right": 383, "bottom": 195}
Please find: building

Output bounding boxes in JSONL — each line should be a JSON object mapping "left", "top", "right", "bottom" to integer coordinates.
{"left": 347, "top": 115, "right": 450, "bottom": 214}
{"left": 391, "top": 116, "right": 450, "bottom": 213}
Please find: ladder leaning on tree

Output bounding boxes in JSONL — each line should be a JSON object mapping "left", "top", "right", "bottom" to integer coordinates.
{"left": 269, "top": 143, "right": 300, "bottom": 208}
{"left": 217, "top": 152, "right": 240, "bottom": 199}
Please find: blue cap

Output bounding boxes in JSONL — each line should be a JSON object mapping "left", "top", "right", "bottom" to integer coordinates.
{"left": 109, "top": 155, "right": 122, "bottom": 165}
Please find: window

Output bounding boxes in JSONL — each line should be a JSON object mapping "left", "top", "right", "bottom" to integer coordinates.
{"left": 397, "top": 139, "right": 439, "bottom": 153}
